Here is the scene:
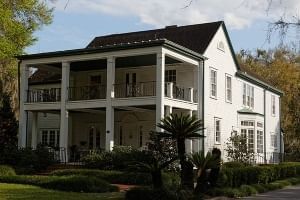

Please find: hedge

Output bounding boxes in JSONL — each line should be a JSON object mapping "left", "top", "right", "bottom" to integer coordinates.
{"left": 0, "top": 175, "right": 118, "bottom": 193}
{"left": 50, "top": 169, "right": 180, "bottom": 186}
{"left": 0, "top": 165, "right": 16, "bottom": 176}
{"left": 220, "top": 162, "right": 300, "bottom": 187}
{"left": 208, "top": 176, "right": 300, "bottom": 198}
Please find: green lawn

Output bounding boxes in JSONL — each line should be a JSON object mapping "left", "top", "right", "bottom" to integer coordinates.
{"left": 0, "top": 183, "right": 124, "bottom": 200}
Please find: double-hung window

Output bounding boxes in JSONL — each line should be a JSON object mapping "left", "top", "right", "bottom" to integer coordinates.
{"left": 243, "top": 83, "right": 254, "bottom": 109}
{"left": 257, "top": 130, "right": 264, "bottom": 153}
{"left": 271, "top": 95, "right": 276, "bottom": 116}
{"left": 215, "top": 118, "right": 221, "bottom": 143}
{"left": 210, "top": 69, "right": 217, "bottom": 98}
{"left": 165, "top": 70, "right": 176, "bottom": 83}
{"left": 271, "top": 134, "right": 278, "bottom": 149}
{"left": 225, "top": 75, "right": 232, "bottom": 102}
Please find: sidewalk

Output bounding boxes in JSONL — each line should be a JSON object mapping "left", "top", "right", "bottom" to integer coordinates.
{"left": 242, "top": 185, "right": 300, "bottom": 200}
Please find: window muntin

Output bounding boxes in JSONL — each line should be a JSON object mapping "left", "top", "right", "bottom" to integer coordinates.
{"left": 247, "top": 129, "right": 254, "bottom": 152}
{"left": 225, "top": 75, "right": 232, "bottom": 102}
{"left": 271, "top": 95, "right": 276, "bottom": 116}
{"left": 215, "top": 118, "right": 221, "bottom": 143}
{"left": 165, "top": 70, "right": 176, "bottom": 83}
{"left": 257, "top": 130, "right": 264, "bottom": 153}
{"left": 210, "top": 69, "right": 217, "bottom": 98}
{"left": 243, "top": 83, "right": 254, "bottom": 109}
{"left": 241, "top": 120, "right": 254, "bottom": 127}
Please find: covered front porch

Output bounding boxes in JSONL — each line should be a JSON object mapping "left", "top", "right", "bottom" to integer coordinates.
{"left": 27, "top": 105, "right": 202, "bottom": 163}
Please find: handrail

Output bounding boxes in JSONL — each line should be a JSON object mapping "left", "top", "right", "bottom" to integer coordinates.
{"left": 27, "top": 88, "right": 61, "bottom": 103}
{"left": 114, "top": 81, "right": 156, "bottom": 98}
{"left": 68, "top": 84, "right": 106, "bottom": 101}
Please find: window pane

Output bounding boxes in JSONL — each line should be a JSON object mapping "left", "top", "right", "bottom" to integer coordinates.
{"left": 49, "top": 130, "right": 56, "bottom": 147}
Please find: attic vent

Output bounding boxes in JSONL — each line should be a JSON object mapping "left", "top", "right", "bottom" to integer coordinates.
{"left": 217, "top": 41, "right": 225, "bottom": 52}
{"left": 165, "top": 25, "right": 178, "bottom": 29}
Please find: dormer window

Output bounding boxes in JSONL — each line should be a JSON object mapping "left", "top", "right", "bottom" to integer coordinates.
{"left": 217, "top": 41, "right": 225, "bottom": 52}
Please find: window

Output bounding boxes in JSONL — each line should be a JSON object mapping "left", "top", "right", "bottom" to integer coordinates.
{"left": 257, "top": 122, "right": 263, "bottom": 128}
{"left": 217, "top": 41, "right": 225, "bottom": 52}
{"left": 225, "top": 75, "right": 232, "bottom": 102}
{"left": 165, "top": 70, "right": 176, "bottom": 83}
{"left": 257, "top": 130, "right": 264, "bottom": 153}
{"left": 248, "top": 129, "right": 254, "bottom": 152}
{"left": 40, "top": 129, "right": 60, "bottom": 147}
{"left": 210, "top": 69, "right": 217, "bottom": 98}
{"left": 243, "top": 83, "right": 254, "bottom": 109}
{"left": 241, "top": 121, "right": 255, "bottom": 153}
{"left": 271, "top": 134, "right": 278, "bottom": 148}
{"left": 215, "top": 118, "right": 221, "bottom": 143}
{"left": 271, "top": 95, "right": 276, "bottom": 116}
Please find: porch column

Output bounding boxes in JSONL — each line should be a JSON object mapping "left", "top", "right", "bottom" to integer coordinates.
{"left": 165, "top": 105, "right": 172, "bottom": 117}
{"left": 105, "top": 56, "right": 115, "bottom": 151}
{"left": 60, "top": 62, "right": 70, "bottom": 162}
{"left": 156, "top": 50, "right": 165, "bottom": 131}
{"left": 18, "top": 62, "right": 29, "bottom": 148}
{"left": 31, "top": 112, "right": 38, "bottom": 148}
{"left": 185, "top": 110, "right": 193, "bottom": 154}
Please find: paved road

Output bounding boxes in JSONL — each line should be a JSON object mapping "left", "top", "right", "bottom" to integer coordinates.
{"left": 243, "top": 185, "right": 300, "bottom": 200}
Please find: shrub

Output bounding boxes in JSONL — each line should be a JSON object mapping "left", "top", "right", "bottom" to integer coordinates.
{"left": 41, "top": 175, "right": 118, "bottom": 193}
{"left": 0, "top": 175, "right": 118, "bottom": 193}
{"left": 51, "top": 169, "right": 152, "bottom": 185}
{"left": 223, "top": 161, "right": 248, "bottom": 168}
{"left": 221, "top": 162, "right": 300, "bottom": 187}
{"left": 125, "top": 187, "right": 177, "bottom": 200}
{"left": 0, "top": 165, "right": 16, "bottom": 176}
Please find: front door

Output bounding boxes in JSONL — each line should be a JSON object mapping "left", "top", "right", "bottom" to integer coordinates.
{"left": 88, "top": 125, "right": 101, "bottom": 149}
{"left": 122, "top": 123, "right": 138, "bottom": 147}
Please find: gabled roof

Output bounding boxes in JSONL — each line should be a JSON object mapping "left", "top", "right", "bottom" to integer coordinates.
{"left": 87, "top": 21, "right": 223, "bottom": 54}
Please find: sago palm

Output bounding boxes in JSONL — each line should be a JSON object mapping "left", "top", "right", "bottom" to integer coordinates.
{"left": 157, "top": 113, "right": 205, "bottom": 189}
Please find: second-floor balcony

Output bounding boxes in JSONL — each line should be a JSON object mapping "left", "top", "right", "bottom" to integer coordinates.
{"left": 68, "top": 85, "right": 106, "bottom": 101}
{"left": 26, "top": 82, "right": 197, "bottom": 103}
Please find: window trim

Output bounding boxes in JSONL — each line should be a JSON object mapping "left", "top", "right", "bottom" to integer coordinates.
{"left": 214, "top": 117, "right": 221, "bottom": 144}
{"left": 210, "top": 67, "right": 218, "bottom": 99}
{"left": 225, "top": 74, "right": 232, "bottom": 103}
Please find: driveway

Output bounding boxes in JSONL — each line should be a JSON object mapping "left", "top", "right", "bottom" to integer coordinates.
{"left": 243, "top": 185, "right": 300, "bottom": 200}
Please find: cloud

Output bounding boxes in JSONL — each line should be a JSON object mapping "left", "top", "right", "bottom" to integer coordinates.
{"left": 51, "top": 0, "right": 300, "bottom": 30}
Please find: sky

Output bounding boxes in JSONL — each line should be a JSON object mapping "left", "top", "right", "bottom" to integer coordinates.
{"left": 26, "top": 0, "right": 300, "bottom": 54}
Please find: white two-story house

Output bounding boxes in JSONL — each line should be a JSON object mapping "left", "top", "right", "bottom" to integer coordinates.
{"left": 17, "top": 21, "right": 283, "bottom": 163}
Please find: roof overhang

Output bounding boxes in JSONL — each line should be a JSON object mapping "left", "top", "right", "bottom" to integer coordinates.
{"left": 236, "top": 70, "right": 283, "bottom": 96}
{"left": 17, "top": 39, "right": 207, "bottom": 62}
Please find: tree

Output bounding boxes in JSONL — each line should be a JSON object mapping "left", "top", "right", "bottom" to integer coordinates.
{"left": 157, "top": 113, "right": 205, "bottom": 190}
{"left": 225, "top": 132, "right": 255, "bottom": 164}
{"left": 189, "top": 148, "right": 221, "bottom": 195}
{"left": 133, "top": 132, "right": 178, "bottom": 188}
{"left": 0, "top": 93, "right": 18, "bottom": 157}
{"left": 0, "top": 0, "right": 53, "bottom": 110}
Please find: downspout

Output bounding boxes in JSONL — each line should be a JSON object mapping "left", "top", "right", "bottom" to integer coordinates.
{"left": 279, "top": 97, "right": 282, "bottom": 162}
{"left": 18, "top": 61, "right": 21, "bottom": 114}
{"left": 263, "top": 89, "right": 267, "bottom": 164}
{"left": 201, "top": 59, "right": 205, "bottom": 154}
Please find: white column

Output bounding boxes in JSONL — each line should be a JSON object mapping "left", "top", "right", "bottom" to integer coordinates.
{"left": 185, "top": 110, "right": 193, "bottom": 154}
{"left": 156, "top": 50, "right": 165, "bottom": 131}
{"left": 165, "top": 105, "right": 172, "bottom": 117}
{"left": 60, "top": 62, "right": 70, "bottom": 162}
{"left": 31, "top": 112, "right": 38, "bottom": 148}
{"left": 18, "top": 62, "right": 29, "bottom": 148}
{"left": 189, "top": 87, "right": 194, "bottom": 102}
{"left": 106, "top": 57, "right": 115, "bottom": 151}
{"left": 166, "top": 82, "right": 173, "bottom": 98}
